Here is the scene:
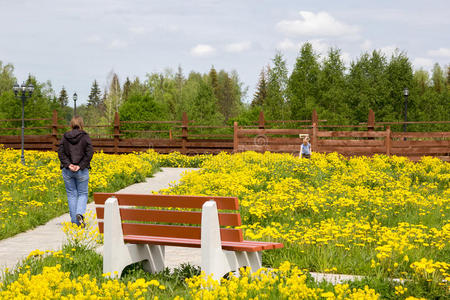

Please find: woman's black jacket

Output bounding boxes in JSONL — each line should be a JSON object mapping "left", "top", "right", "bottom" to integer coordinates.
{"left": 58, "top": 129, "right": 94, "bottom": 170}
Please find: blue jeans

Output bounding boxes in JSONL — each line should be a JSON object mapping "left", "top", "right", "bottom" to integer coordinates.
{"left": 62, "top": 168, "right": 89, "bottom": 225}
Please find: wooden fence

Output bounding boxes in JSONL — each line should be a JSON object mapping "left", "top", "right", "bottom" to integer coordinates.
{"left": 234, "top": 111, "right": 450, "bottom": 161}
{"left": 0, "top": 110, "right": 449, "bottom": 161}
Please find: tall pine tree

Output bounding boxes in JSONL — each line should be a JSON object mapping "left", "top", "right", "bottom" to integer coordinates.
{"left": 252, "top": 67, "right": 267, "bottom": 107}
{"left": 317, "top": 48, "right": 348, "bottom": 123}
{"left": 58, "top": 87, "right": 69, "bottom": 107}
{"left": 431, "top": 63, "right": 445, "bottom": 92}
{"left": 266, "top": 53, "right": 289, "bottom": 120}
{"left": 209, "top": 66, "right": 219, "bottom": 100}
{"left": 122, "top": 77, "right": 131, "bottom": 102}
{"left": 88, "top": 80, "right": 102, "bottom": 107}
{"left": 347, "top": 50, "right": 390, "bottom": 123}
{"left": 288, "top": 43, "right": 320, "bottom": 120}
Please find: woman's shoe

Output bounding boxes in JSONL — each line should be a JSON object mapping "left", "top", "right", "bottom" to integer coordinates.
{"left": 76, "top": 214, "right": 85, "bottom": 228}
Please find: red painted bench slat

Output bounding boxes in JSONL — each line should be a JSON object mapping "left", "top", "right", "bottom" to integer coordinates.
{"left": 98, "top": 222, "right": 244, "bottom": 242}
{"left": 123, "top": 235, "right": 281, "bottom": 252}
{"left": 95, "top": 207, "right": 242, "bottom": 226}
{"left": 94, "top": 193, "right": 239, "bottom": 210}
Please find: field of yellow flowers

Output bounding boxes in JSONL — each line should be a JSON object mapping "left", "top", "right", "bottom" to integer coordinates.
{"left": 161, "top": 151, "right": 449, "bottom": 297}
{"left": 0, "top": 147, "right": 162, "bottom": 240}
{"left": 1, "top": 148, "right": 449, "bottom": 298}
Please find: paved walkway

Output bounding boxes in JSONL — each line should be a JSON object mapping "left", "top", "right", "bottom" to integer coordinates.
{"left": 0, "top": 167, "right": 199, "bottom": 272}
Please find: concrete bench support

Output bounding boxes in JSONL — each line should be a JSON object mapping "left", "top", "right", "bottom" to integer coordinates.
{"left": 103, "top": 197, "right": 165, "bottom": 278}
{"left": 201, "top": 200, "right": 262, "bottom": 281}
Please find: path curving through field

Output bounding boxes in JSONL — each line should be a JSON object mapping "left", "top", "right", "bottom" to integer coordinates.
{"left": 0, "top": 167, "right": 199, "bottom": 272}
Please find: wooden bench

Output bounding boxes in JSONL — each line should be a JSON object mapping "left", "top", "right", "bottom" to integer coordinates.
{"left": 94, "top": 193, "right": 283, "bottom": 280}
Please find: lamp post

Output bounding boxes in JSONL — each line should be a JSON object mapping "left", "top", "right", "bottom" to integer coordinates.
{"left": 13, "top": 81, "right": 34, "bottom": 165}
{"left": 403, "top": 87, "right": 409, "bottom": 133}
{"left": 73, "top": 92, "right": 77, "bottom": 116}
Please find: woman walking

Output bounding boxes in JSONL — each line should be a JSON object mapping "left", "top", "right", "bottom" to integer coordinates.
{"left": 58, "top": 116, "right": 93, "bottom": 227}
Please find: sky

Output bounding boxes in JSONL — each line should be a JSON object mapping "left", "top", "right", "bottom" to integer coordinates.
{"left": 1, "top": 0, "right": 449, "bottom": 104}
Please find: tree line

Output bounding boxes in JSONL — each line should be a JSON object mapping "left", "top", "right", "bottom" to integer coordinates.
{"left": 0, "top": 42, "right": 448, "bottom": 136}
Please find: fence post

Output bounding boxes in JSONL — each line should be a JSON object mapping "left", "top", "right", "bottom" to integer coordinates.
{"left": 181, "top": 112, "right": 188, "bottom": 154}
{"left": 312, "top": 122, "right": 318, "bottom": 153}
{"left": 367, "top": 109, "right": 375, "bottom": 140}
{"left": 233, "top": 121, "right": 239, "bottom": 153}
{"left": 258, "top": 111, "right": 265, "bottom": 129}
{"left": 311, "top": 109, "right": 318, "bottom": 125}
{"left": 385, "top": 126, "right": 391, "bottom": 156}
{"left": 367, "top": 109, "right": 375, "bottom": 132}
{"left": 311, "top": 110, "right": 318, "bottom": 153}
{"left": 51, "top": 110, "right": 58, "bottom": 151}
{"left": 169, "top": 129, "right": 172, "bottom": 140}
{"left": 113, "top": 112, "right": 120, "bottom": 154}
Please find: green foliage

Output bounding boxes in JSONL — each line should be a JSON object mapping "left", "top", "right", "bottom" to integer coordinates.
{"left": 87, "top": 80, "right": 102, "bottom": 108}
{"left": 316, "top": 48, "right": 349, "bottom": 124}
{"left": 266, "top": 53, "right": 289, "bottom": 120}
{"left": 58, "top": 87, "right": 69, "bottom": 107}
{"left": 0, "top": 48, "right": 448, "bottom": 134}
{"left": 288, "top": 43, "right": 321, "bottom": 120}
{"left": 119, "top": 92, "right": 170, "bottom": 138}
{"left": 252, "top": 67, "right": 267, "bottom": 108}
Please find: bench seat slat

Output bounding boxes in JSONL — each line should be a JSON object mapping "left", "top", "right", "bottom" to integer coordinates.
{"left": 95, "top": 207, "right": 242, "bottom": 226}
{"left": 94, "top": 193, "right": 239, "bottom": 210}
{"left": 98, "top": 222, "right": 244, "bottom": 242}
{"left": 123, "top": 235, "right": 283, "bottom": 252}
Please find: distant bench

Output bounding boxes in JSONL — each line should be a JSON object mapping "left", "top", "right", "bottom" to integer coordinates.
{"left": 94, "top": 193, "right": 283, "bottom": 280}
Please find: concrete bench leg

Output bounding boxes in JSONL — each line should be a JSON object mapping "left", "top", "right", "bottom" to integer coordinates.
{"left": 103, "top": 197, "right": 165, "bottom": 278}
{"left": 201, "top": 200, "right": 232, "bottom": 281}
{"left": 201, "top": 200, "right": 263, "bottom": 280}
{"left": 225, "top": 250, "right": 262, "bottom": 273}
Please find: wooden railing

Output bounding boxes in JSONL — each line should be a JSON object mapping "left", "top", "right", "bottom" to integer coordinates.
{"left": 234, "top": 110, "right": 450, "bottom": 161}
{"left": 0, "top": 109, "right": 449, "bottom": 160}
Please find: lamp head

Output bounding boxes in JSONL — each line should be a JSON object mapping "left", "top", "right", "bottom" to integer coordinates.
{"left": 26, "top": 83, "right": 34, "bottom": 94}
{"left": 403, "top": 87, "right": 409, "bottom": 97}
{"left": 13, "top": 82, "right": 20, "bottom": 96}
{"left": 73, "top": 92, "right": 77, "bottom": 101}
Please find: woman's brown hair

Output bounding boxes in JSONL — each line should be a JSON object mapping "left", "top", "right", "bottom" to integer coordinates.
{"left": 70, "top": 116, "right": 84, "bottom": 130}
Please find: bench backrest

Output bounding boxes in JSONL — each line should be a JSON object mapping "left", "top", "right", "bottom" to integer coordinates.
{"left": 94, "top": 193, "right": 243, "bottom": 242}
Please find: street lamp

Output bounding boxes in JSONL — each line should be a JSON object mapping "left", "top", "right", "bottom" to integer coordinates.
{"left": 13, "top": 81, "right": 34, "bottom": 165}
{"left": 403, "top": 87, "right": 409, "bottom": 133}
{"left": 73, "top": 92, "right": 77, "bottom": 116}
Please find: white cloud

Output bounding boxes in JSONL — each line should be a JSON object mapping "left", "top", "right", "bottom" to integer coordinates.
{"left": 225, "top": 41, "right": 252, "bottom": 53}
{"left": 413, "top": 57, "right": 434, "bottom": 69}
{"left": 108, "top": 39, "right": 128, "bottom": 49}
{"left": 428, "top": 47, "right": 450, "bottom": 57}
{"left": 190, "top": 44, "right": 216, "bottom": 57}
{"left": 85, "top": 35, "right": 102, "bottom": 44}
{"left": 128, "top": 26, "right": 146, "bottom": 34}
{"left": 276, "top": 38, "right": 297, "bottom": 51}
{"left": 276, "top": 11, "right": 360, "bottom": 38}
{"left": 361, "top": 40, "right": 372, "bottom": 51}
{"left": 165, "top": 24, "right": 180, "bottom": 33}
{"left": 309, "top": 39, "right": 329, "bottom": 55}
